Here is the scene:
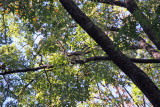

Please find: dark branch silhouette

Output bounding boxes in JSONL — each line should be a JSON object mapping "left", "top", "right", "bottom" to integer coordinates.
{"left": 1, "top": 57, "right": 160, "bottom": 76}
{"left": 0, "top": 65, "right": 54, "bottom": 75}
{"left": 72, "top": 56, "right": 160, "bottom": 64}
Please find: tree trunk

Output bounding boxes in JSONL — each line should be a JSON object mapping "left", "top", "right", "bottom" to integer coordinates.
{"left": 59, "top": 0, "right": 160, "bottom": 106}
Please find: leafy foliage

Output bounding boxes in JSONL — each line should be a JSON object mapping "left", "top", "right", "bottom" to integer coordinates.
{"left": 0, "top": 0, "right": 160, "bottom": 106}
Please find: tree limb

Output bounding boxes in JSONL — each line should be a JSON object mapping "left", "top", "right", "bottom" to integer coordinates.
{"left": 72, "top": 56, "right": 160, "bottom": 64}
{"left": 18, "top": 80, "right": 34, "bottom": 96}
{"left": 91, "top": 0, "right": 160, "bottom": 50}
{"left": 107, "top": 26, "right": 160, "bottom": 59}
{"left": 123, "top": 86, "right": 139, "bottom": 107}
{"left": 0, "top": 65, "right": 54, "bottom": 75}
{"left": 1, "top": 57, "right": 159, "bottom": 76}
{"left": 126, "top": 0, "right": 160, "bottom": 50}
{"left": 138, "top": 37, "right": 160, "bottom": 59}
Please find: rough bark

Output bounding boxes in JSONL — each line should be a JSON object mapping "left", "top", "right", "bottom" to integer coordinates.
{"left": 59, "top": 0, "right": 160, "bottom": 106}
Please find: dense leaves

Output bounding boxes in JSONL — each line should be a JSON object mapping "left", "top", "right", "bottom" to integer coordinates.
{"left": 0, "top": 0, "right": 160, "bottom": 106}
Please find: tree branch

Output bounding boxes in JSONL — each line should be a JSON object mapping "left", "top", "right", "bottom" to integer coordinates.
{"left": 72, "top": 56, "right": 160, "bottom": 64}
{"left": 138, "top": 37, "right": 160, "bottom": 59}
{"left": 107, "top": 26, "right": 160, "bottom": 59}
{"left": 123, "top": 86, "right": 139, "bottom": 107}
{"left": 0, "top": 65, "right": 54, "bottom": 75}
{"left": 1, "top": 57, "right": 159, "bottom": 76}
{"left": 18, "top": 80, "right": 34, "bottom": 96}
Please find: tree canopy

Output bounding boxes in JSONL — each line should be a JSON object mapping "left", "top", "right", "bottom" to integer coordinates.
{"left": 0, "top": 0, "right": 160, "bottom": 106}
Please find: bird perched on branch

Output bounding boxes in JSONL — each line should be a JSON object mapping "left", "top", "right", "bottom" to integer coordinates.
{"left": 67, "top": 45, "right": 90, "bottom": 61}
{"left": 67, "top": 51, "right": 85, "bottom": 60}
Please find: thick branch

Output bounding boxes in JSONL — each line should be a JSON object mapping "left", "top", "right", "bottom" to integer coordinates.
{"left": 91, "top": 0, "right": 160, "bottom": 50}
{"left": 2, "top": 57, "right": 159, "bottom": 76}
{"left": 138, "top": 37, "right": 160, "bottom": 59}
{"left": 59, "top": 0, "right": 160, "bottom": 106}
{"left": 72, "top": 56, "right": 160, "bottom": 64}
{"left": 126, "top": 0, "right": 160, "bottom": 50}
{"left": 107, "top": 26, "right": 160, "bottom": 59}
{"left": 0, "top": 65, "right": 54, "bottom": 75}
